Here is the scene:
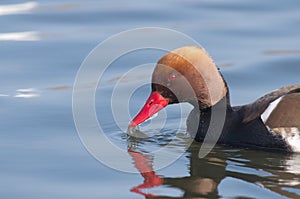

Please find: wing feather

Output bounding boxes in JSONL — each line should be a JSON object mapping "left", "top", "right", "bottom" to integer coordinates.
{"left": 237, "top": 85, "right": 300, "bottom": 124}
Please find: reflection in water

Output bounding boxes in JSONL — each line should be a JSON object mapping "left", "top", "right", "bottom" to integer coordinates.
{"left": 0, "top": 94, "right": 9, "bottom": 97}
{"left": 46, "top": 85, "right": 71, "bottom": 91}
{"left": 129, "top": 149, "right": 164, "bottom": 197}
{"left": 14, "top": 88, "right": 40, "bottom": 98}
{"left": 0, "top": 31, "right": 41, "bottom": 41}
{"left": 128, "top": 137, "right": 300, "bottom": 198}
{"left": 0, "top": 1, "right": 40, "bottom": 42}
{"left": 263, "top": 50, "right": 300, "bottom": 55}
{"left": 0, "top": 1, "right": 37, "bottom": 16}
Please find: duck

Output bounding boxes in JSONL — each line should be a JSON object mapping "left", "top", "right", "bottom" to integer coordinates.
{"left": 129, "top": 46, "right": 300, "bottom": 152}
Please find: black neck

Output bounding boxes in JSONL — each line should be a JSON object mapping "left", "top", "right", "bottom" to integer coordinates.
{"left": 190, "top": 95, "right": 240, "bottom": 142}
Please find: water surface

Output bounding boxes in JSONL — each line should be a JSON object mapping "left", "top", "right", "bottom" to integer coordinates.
{"left": 1, "top": 0, "right": 300, "bottom": 198}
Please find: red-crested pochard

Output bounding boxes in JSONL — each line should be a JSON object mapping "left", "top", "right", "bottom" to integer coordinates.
{"left": 129, "top": 46, "right": 300, "bottom": 152}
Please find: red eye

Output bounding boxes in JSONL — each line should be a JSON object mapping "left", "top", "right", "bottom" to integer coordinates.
{"left": 168, "top": 73, "right": 176, "bottom": 81}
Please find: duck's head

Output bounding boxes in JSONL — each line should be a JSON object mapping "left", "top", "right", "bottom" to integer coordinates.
{"left": 129, "top": 46, "right": 228, "bottom": 128}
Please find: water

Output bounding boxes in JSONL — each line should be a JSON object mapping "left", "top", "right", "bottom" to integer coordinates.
{"left": 1, "top": 0, "right": 300, "bottom": 198}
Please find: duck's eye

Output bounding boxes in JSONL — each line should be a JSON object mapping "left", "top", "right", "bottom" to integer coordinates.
{"left": 168, "top": 73, "right": 177, "bottom": 81}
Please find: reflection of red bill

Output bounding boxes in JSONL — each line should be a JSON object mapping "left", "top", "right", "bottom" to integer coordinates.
{"left": 129, "top": 92, "right": 169, "bottom": 128}
{"left": 128, "top": 149, "right": 163, "bottom": 197}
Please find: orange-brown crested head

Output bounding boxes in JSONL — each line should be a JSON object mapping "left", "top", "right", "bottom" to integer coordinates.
{"left": 129, "top": 46, "right": 228, "bottom": 128}
{"left": 152, "top": 46, "right": 227, "bottom": 108}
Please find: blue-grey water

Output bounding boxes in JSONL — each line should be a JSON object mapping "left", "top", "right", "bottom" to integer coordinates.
{"left": 1, "top": 1, "right": 300, "bottom": 198}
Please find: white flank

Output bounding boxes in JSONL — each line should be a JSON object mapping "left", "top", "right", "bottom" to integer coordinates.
{"left": 286, "top": 128, "right": 300, "bottom": 152}
{"left": 278, "top": 128, "right": 300, "bottom": 152}
{"left": 261, "top": 96, "right": 282, "bottom": 123}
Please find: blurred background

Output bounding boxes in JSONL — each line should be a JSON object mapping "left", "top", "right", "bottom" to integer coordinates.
{"left": 0, "top": 1, "right": 300, "bottom": 198}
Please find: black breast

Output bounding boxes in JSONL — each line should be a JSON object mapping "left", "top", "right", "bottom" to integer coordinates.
{"left": 186, "top": 105, "right": 291, "bottom": 152}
